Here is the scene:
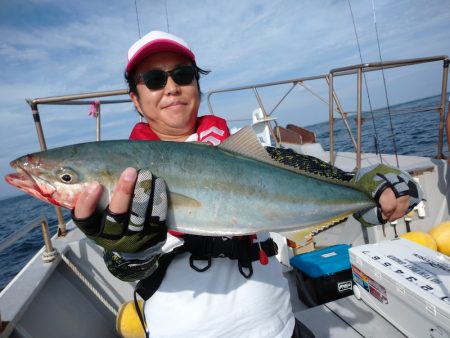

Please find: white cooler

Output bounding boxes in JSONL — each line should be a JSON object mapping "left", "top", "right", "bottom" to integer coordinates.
{"left": 350, "top": 238, "right": 450, "bottom": 338}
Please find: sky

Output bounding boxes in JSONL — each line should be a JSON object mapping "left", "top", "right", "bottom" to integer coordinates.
{"left": 1, "top": 0, "right": 449, "bottom": 199}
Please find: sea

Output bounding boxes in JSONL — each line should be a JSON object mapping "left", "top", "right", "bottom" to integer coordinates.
{"left": 0, "top": 94, "right": 448, "bottom": 290}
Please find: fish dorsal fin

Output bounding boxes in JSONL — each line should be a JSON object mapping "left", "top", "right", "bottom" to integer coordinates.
{"left": 218, "top": 125, "right": 334, "bottom": 178}
{"left": 219, "top": 125, "right": 361, "bottom": 188}
{"left": 218, "top": 125, "right": 280, "bottom": 166}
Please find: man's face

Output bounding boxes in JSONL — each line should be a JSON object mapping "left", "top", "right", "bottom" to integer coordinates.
{"left": 130, "top": 51, "right": 201, "bottom": 140}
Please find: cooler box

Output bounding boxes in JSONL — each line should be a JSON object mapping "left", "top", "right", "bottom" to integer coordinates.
{"left": 290, "top": 244, "right": 353, "bottom": 307}
{"left": 350, "top": 238, "right": 450, "bottom": 338}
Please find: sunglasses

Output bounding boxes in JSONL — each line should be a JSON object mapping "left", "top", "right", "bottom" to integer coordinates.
{"left": 137, "top": 65, "right": 197, "bottom": 90}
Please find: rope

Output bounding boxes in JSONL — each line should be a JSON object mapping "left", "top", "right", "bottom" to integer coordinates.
{"left": 60, "top": 252, "right": 118, "bottom": 316}
{"left": 347, "top": 0, "right": 383, "bottom": 163}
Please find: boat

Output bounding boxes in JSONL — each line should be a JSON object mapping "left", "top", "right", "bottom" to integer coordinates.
{"left": 0, "top": 55, "right": 449, "bottom": 337}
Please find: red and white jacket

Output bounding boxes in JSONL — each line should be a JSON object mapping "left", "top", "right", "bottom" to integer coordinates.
{"left": 129, "top": 115, "right": 230, "bottom": 145}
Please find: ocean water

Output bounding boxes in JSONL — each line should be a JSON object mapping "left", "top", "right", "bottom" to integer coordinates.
{"left": 309, "top": 94, "right": 449, "bottom": 157}
{"left": 0, "top": 94, "right": 448, "bottom": 290}
{"left": 0, "top": 195, "right": 71, "bottom": 290}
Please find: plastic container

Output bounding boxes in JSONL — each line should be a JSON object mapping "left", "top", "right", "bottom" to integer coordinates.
{"left": 290, "top": 244, "right": 353, "bottom": 307}
{"left": 350, "top": 238, "right": 450, "bottom": 338}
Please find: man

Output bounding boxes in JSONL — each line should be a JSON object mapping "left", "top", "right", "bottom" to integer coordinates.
{"left": 72, "top": 31, "right": 421, "bottom": 338}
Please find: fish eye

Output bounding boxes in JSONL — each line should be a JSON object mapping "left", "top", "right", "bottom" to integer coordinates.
{"left": 61, "top": 174, "right": 72, "bottom": 183}
{"left": 55, "top": 167, "right": 78, "bottom": 184}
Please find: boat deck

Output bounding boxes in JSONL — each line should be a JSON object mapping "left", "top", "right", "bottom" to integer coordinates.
{"left": 0, "top": 220, "right": 407, "bottom": 338}
{"left": 284, "top": 271, "right": 406, "bottom": 337}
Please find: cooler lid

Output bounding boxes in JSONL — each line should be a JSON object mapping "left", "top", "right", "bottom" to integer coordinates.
{"left": 350, "top": 238, "right": 450, "bottom": 315}
{"left": 290, "top": 244, "right": 351, "bottom": 278}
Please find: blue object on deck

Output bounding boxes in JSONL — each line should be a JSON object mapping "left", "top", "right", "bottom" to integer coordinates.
{"left": 290, "top": 244, "right": 351, "bottom": 278}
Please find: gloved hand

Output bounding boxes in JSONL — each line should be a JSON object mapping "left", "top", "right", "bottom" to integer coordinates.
{"left": 72, "top": 168, "right": 168, "bottom": 253}
{"left": 351, "top": 164, "right": 423, "bottom": 226}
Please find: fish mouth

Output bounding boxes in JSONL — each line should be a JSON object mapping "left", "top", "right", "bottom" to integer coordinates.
{"left": 5, "top": 160, "right": 59, "bottom": 207}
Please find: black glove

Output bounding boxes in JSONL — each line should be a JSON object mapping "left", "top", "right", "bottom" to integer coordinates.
{"left": 351, "top": 164, "right": 423, "bottom": 226}
{"left": 72, "top": 168, "right": 167, "bottom": 253}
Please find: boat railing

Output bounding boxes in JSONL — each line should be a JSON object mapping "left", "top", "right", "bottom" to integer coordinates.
{"left": 207, "top": 55, "right": 449, "bottom": 169}
{"left": 0, "top": 216, "right": 57, "bottom": 263}
{"left": 206, "top": 73, "right": 353, "bottom": 149}
{"left": 328, "top": 55, "right": 449, "bottom": 168}
{"left": 26, "top": 89, "right": 132, "bottom": 234}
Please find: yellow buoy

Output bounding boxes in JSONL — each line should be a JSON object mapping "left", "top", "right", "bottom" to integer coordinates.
{"left": 116, "top": 300, "right": 146, "bottom": 338}
{"left": 429, "top": 221, "right": 450, "bottom": 255}
{"left": 400, "top": 231, "right": 437, "bottom": 251}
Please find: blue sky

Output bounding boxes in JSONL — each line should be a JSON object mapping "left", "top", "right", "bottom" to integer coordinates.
{"left": 1, "top": 0, "right": 449, "bottom": 199}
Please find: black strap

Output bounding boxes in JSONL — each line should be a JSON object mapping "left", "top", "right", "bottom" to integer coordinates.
{"left": 135, "top": 235, "right": 278, "bottom": 300}
{"left": 133, "top": 288, "right": 149, "bottom": 338}
{"left": 184, "top": 235, "right": 278, "bottom": 278}
{"left": 184, "top": 235, "right": 277, "bottom": 259}
{"left": 237, "top": 236, "right": 253, "bottom": 278}
{"left": 133, "top": 250, "right": 181, "bottom": 337}
{"left": 135, "top": 248, "right": 182, "bottom": 300}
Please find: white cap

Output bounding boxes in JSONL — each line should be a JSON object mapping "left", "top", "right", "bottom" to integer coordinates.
{"left": 125, "top": 31, "right": 196, "bottom": 75}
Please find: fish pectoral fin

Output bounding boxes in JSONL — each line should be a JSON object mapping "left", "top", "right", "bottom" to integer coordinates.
{"left": 280, "top": 214, "right": 350, "bottom": 246}
{"left": 169, "top": 192, "right": 202, "bottom": 208}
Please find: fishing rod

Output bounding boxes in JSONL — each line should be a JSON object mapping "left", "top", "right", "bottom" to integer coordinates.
{"left": 347, "top": 0, "right": 383, "bottom": 163}
{"left": 370, "top": 0, "right": 400, "bottom": 168}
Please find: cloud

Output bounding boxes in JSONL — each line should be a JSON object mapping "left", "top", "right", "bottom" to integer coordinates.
{"left": 0, "top": 42, "right": 49, "bottom": 63}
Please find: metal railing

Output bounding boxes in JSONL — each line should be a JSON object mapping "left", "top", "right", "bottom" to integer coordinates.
{"left": 206, "top": 73, "right": 349, "bottom": 148}
{"left": 207, "top": 55, "right": 449, "bottom": 169}
{"left": 26, "top": 89, "right": 131, "bottom": 234}
{"left": 328, "top": 55, "right": 449, "bottom": 168}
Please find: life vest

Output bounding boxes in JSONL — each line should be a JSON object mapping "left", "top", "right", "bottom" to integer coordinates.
{"left": 129, "top": 114, "right": 230, "bottom": 145}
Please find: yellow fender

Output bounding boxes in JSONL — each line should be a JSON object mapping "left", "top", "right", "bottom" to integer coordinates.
{"left": 116, "top": 300, "right": 146, "bottom": 338}
{"left": 400, "top": 231, "right": 437, "bottom": 251}
{"left": 429, "top": 221, "right": 450, "bottom": 256}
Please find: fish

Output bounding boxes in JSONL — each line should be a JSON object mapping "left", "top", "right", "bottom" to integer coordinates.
{"left": 4, "top": 125, "right": 375, "bottom": 243}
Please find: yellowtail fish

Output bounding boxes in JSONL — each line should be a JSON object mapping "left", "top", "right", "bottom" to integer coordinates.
{"left": 5, "top": 126, "right": 375, "bottom": 243}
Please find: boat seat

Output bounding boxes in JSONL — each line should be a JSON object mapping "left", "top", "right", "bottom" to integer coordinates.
{"left": 286, "top": 124, "right": 316, "bottom": 144}
{"left": 275, "top": 124, "right": 317, "bottom": 145}
{"left": 275, "top": 126, "right": 303, "bottom": 144}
